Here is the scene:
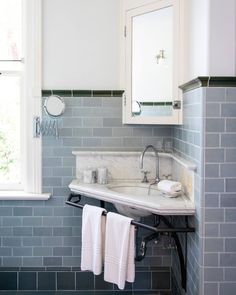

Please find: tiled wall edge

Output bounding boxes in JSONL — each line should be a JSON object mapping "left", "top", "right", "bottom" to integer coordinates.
{"left": 0, "top": 266, "right": 171, "bottom": 292}
{"left": 42, "top": 90, "right": 125, "bottom": 97}
{"left": 179, "top": 76, "right": 236, "bottom": 93}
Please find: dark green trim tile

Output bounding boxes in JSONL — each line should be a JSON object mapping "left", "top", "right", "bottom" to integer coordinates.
{"left": 42, "top": 90, "right": 52, "bottom": 97}
{"left": 95, "top": 273, "right": 114, "bottom": 290}
{"left": 93, "top": 90, "right": 112, "bottom": 97}
{"left": 76, "top": 271, "right": 94, "bottom": 290}
{"left": 114, "top": 292, "right": 133, "bottom": 295}
{"left": 114, "top": 282, "right": 132, "bottom": 290}
{"left": 152, "top": 271, "right": 170, "bottom": 290}
{"left": 73, "top": 90, "right": 92, "bottom": 97}
{"left": 72, "top": 267, "right": 82, "bottom": 271}
{"left": 0, "top": 272, "right": 17, "bottom": 290}
{"left": 112, "top": 90, "right": 124, "bottom": 97}
{"left": 133, "top": 271, "right": 151, "bottom": 290}
{"left": 42, "top": 89, "right": 125, "bottom": 98}
{"left": 140, "top": 102, "right": 154, "bottom": 106}
{"left": 95, "top": 292, "right": 115, "bottom": 295}
{"left": 0, "top": 267, "right": 20, "bottom": 271}
{"left": 52, "top": 90, "right": 72, "bottom": 97}
{"left": 46, "top": 266, "right": 71, "bottom": 271}
{"left": 150, "top": 266, "right": 170, "bottom": 271}
{"left": 135, "top": 266, "right": 150, "bottom": 271}
{"left": 134, "top": 292, "right": 168, "bottom": 294}
{"left": 20, "top": 267, "right": 45, "bottom": 271}
{"left": 208, "top": 76, "right": 236, "bottom": 87}
{"left": 140, "top": 102, "right": 173, "bottom": 106}
{"left": 38, "top": 272, "right": 56, "bottom": 290}
{"left": 179, "top": 76, "right": 236, "bottom": 93}
{"left": 19, "top": 272, "right": 36, "bottom": 290}
{"left": 57, "top": 272, "right": 75, "bottom": 290}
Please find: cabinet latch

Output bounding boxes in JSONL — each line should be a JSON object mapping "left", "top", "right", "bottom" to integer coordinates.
{"left": 172, "top": 100, "right": 181, "bottom": 109}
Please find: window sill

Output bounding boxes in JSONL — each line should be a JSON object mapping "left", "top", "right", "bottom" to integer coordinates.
{"left": 0, "top": 191, "right": 51, "bottom": 200}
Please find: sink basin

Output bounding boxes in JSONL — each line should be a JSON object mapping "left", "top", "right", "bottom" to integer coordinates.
{"left": 107, "top": 183, "right": 159, "bottom": 196}
{"left": 107, "top": 183, "right": 162, "bottom": 219}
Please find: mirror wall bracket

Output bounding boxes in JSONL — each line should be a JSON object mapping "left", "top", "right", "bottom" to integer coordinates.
{"left": 33, "top": 116, "right": 59, "bottom": 138}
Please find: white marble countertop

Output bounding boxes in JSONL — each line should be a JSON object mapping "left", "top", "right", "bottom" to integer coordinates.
{"left": 69, "top": 179, "right": 195, "bottom": 216}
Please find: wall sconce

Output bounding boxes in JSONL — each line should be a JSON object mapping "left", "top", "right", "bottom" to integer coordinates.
{"left": 156, "top": 49, "right": 165, "bottom": 64}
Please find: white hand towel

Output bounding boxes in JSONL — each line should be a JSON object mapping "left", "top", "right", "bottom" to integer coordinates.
{"left": 81, "top": 204, "right": 106, "bottom": 275}
{"left": 104, "top": 212, "right": 135, "bottom": 290}
{"left": 157, "top": 179, "right": 182, "bottom": 195}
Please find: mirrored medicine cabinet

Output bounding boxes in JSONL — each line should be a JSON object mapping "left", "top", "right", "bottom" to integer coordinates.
{"left": 122, "top": 0, "right": 182, "bottom": 125}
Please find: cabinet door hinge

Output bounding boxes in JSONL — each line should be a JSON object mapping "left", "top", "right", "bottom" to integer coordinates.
{"left": 124, "top": 26, "right": 127, "bottom": 37}
{"left": 33, "top": 116, "right": 41, "bottom": 138}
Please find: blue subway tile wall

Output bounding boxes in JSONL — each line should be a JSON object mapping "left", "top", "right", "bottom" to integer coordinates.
{"left": 172, "top": 87, "right": 204, "bottom": 295}
{"left": 41, "top": 94, "right": 173, "bottom": 270}
{"left": 203, "top": 87, "right": 236, "bottom": 295}
{"left": 173, "top": 86, "right": 236, "bottom": 295}
{"left": 0, "top": 93, "right": 173, "bottom": 293}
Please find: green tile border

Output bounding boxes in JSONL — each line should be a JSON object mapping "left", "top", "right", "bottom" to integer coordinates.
{"left": 112, "top": 90, "right": 124, "bottom": 97}
{"left": 41, "top": 90, "right": 53, "bottom": 96}
{"left": 92, "top": 90, "right": 112, "bottom": 97}
{"left": 140, "top": 102, "right": 172, "bottom": 106}
{"left": 72, "top": 90, "right": 92, "bottom": 97}
{"left": 52, "top": 90, "right": 72, "bottom": 96}
{"left": 42, "top": 90, "right": 124, "bottom": 98}
{"left": 179, "top": 76, "right": 236, "bottom": 93}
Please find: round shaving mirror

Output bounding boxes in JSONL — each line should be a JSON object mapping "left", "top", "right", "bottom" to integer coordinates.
{"left": 43, "top": 95, "right": 65, "bottom": 118}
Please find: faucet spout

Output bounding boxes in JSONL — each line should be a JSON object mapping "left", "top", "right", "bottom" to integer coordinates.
{"left": 140, "top": 145, "right": 160, "bottom": 183}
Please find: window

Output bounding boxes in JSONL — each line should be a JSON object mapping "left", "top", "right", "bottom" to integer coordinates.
{"left": 0, "top": 0, "right": 45, "bottom": 196}
{"left": 0, "top": 0, "right": 22, "bottom": 189}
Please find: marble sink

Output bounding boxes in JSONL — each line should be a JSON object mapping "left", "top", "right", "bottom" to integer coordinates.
{"left": 69, "top": 151, "right": 196, "bottom": 218}
{"left": 69, "top": 180, "right": 195, "bottom": 216}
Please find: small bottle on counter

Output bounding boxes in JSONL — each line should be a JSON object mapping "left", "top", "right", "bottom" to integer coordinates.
{"left": 97, "top": 167, "right": 108, "bottom": 185}
{"left": 83, "top": 167, "right": 97, "bottom": 184}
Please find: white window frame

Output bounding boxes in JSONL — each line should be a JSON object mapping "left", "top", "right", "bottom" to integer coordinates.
{"left": 0, "top": 0, "right": 50, "bottom": 200}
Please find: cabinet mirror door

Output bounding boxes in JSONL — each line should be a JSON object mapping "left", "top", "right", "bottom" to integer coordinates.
{"left": 123, "top": 0, "right": 182, "bottom": 125}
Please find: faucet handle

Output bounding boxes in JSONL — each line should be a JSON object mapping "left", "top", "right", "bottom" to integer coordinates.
{"left": 141, "top": 170, "right": 150, "bottom": 183}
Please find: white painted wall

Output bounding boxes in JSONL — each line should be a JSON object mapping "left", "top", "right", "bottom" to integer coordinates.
{"left": 42, "top": 0, "right": 236, "bottom": 89}
{"left": 182, "top": 0, "right": 209, "bottom": 82}
{"left": 208, "top": 0, "right": 236, "bottom": 76}
{"left": 42, "top": 0, "right": 121, "bottom": 89}
{"left": 182, "top": 0, "right": 236, "bottom": 82}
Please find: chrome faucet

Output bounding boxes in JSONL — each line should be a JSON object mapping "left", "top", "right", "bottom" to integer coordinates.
{"left": 140, "top": 145, "right": 160, "bottom": 183}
